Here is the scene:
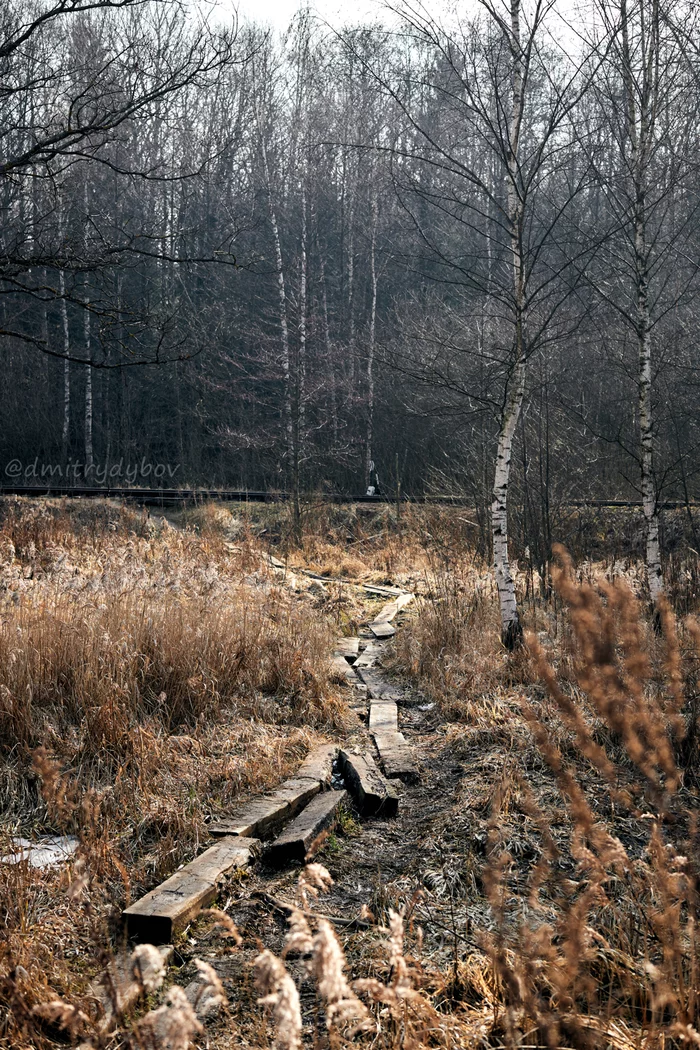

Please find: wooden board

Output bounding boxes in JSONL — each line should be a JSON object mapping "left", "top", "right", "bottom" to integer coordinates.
{"left": 124, "top": 837, "right": 258, "bottom": 943}
{"left": 336, "top": 637, "right": 360, "bottom": 658}
{"left": 208, "top": 778, "right": 320, "bottom": 838}
{"left": 369, "top": 621, "right": 396, "bottom": 639}
{"left": 372, "top": 731, "right": 419, "bottom": 783}
{"left": 370, "top": 593, "right": 414, "bottom": 626}
{"left": 266, "top": 790, "right": 348, "bottom": 866}
{"left": 354, "top": 641, "right": 384, "bottom": 668}
{"left": 362, "top": 584, "right": 403, "bottom": 597}
{"left": 331, "top": 654, "right": 361, "bottom": 685}
{"left": 372, "top": 602, "right": 399, "bottom": 624}
{"left": 296, "top": 743, "right": 338, "bottom": 785}
{"left": 339, "top": 749, "right": 398, "bottom": 817}
{"left": 369, "top": 701, "right": 399, "bottom": 732}
{"left": 356, "top": 667, "right": 402, "bottom": 701}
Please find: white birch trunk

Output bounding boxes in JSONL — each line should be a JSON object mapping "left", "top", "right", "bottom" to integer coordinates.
{"left": 346, "top": 156, "right": 356, "bottom": 386}
{"left": 259, "top": 127, "right": 293, "bottom": 467}
{"left": 84, "top": 307, "right": 94, "bottom": 476}
{"left": 637, "top": 259, "right": 662, "bottom": 603}
{"left": 622, "top": 0, "right": 663, "bottom": 606}
{"left": 83, "top": 178, "right": 94, "bottom": 477}
{"left": 319, "top": 256, "right": 338, "bottom": 446}
{"left": 493, "top": 360, "right": 526, "bottom": 647}
{"left": 492, "top": 0, "right": 526, "bottom": 648}
{"left": 298, "top": 184, "right": 307, "bottom": 440}
{"left": 639, "top": 325, "right": 662, "bottom": 602}
{"left": 365, "top": 191, "right": 378, "bottom": 489}
{"left": 292, "top": 182, "right": 307, "bottom": 535}
{"left": 59, "top": 268, "right": 70, "bottom": 452}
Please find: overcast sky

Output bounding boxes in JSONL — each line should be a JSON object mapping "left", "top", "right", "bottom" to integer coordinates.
{"left": 227, "top": 0, "right": 392, "bottom": 31}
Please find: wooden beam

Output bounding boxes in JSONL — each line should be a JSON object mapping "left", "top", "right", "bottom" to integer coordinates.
{"left": 339, "top": 749, "right": 399, "bottom": 817}
{"left": 372, "top": 731, "right": 419, "bottom": 784}
{"left": 354, "top": 641, "right": 384, "bottom": 668}
{"left": 369, "top": 701, "right": 399, "bottom": 732}
{"left": 331, "top": 654, "right": 361, "bottom": 685}
{"left": 266, "top": 790, "right": 348, "bottom": 866}
{"left": 296, "top": 743, "right": 338, "bottom": 785}
{"left": 361, "top": 583, "right": 403, "bottom": 597}
{"left": 208, "top": 778, "right": 320, "bottom": 838}
{"left": 356, "top": 667, "right": 401, "bottom": 700}
{"left": 123, "top": 837, "right": 259, "bottom": 943}
{"left": 335, "top": 637, "right": 360, "bottom": 658}
{"left": 369, "top": 621, "right": 396, "bottom": 639}
{"left": 371, "top": 593, "right": 414, "bottom": 626}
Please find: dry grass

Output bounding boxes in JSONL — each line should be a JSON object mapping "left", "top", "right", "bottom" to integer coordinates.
{"left": 392, "top": 543, "right": 700, "bottom": 1048}
{"left": 0, "top": 498, "right": 347, "bottom": 1048}
{"left": 6, "top": 500, "right": 700, "bottom": 1050}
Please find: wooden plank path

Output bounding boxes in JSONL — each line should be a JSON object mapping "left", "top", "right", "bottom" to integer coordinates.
{"left": 121, "top": 586, "right": 418, "bottom": 948}
{"left": 208, "top": 778, "right": 321, "bottom": 838}
{"left": 209, "top": 744, "right": 337, "bottom": 838}
{"left": 350, "top": 599, "right": 420, "bottom": 783}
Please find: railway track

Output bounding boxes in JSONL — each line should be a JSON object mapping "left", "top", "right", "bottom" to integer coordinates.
{"left": 1, "top": 483, "right": 699, "bottom": 510}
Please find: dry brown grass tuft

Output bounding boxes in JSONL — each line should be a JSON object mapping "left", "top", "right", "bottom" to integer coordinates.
{"left": 391, "top": 555, "right": 516, "bottom": 720}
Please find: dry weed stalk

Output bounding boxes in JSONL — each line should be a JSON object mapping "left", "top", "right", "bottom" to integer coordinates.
{"left": 476, "top": 546, "right": 700, "bottom": 1048}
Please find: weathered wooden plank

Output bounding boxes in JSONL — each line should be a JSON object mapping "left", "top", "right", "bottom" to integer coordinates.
{"left": 369, "top": 701, "right": 399, "bottom": 732}
{"left": 372, "top": 602, "right": 399, "bottom": 624}
{"left": 371, "top": 593, "right": 415, "bottom": 626}
{"left": 339, "top": 749, "right": 399, "bottom": 817}
{"left": 354, "top": 641, "right": 384, "bottom": 668}
{"left": 266, "top": 790, "right": 348, "bottom": 866}
{"left": 369, "top": 620, "right": 396, "bottom": 639}
{"left": 336, "top": 637, "right": 360, "bottom": 658}
{"left": 331, "top": 654, "right": 360, "bottom": 685}
{"left": 208, "top": 778, "right": 320, "bottom": 838}
{"left": 362, "top": 583, "right": 403, "bottom": 597}
{"left": 124, "top": 837, "right": 258, "bottom": 943}
{"left": 372, "top": 731, "right": 419, "bottom": 783}
{"left": 356, "top": 667, "right": 402, "bottom": 701}
{"left": 296, "top": 743, "right": 338, "bottom": 785}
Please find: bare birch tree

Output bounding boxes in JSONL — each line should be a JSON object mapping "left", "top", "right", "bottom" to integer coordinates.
{"left": 588, "top": 0, "right": 697, "bottom": 608}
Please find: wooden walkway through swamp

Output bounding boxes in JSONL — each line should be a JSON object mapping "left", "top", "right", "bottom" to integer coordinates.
{"left": 122, "top": 581, "right": 421, "bottom": 950}
{"left": 89, "top": 564, "right": 475, "bottom": 1048}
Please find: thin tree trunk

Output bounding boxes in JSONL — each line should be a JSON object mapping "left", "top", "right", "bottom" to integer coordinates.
{"left": 259, "top": 123, "right": 293, "bottom": 493}
{"left": 492, "top": 0, "right": 526, "bottom": 648}
{"left": 292, "top": 182, "right": 308, "bottom": 539}
{"left": 639, "top": 315, "right": 662, "bottom": 603}
{"left": 84, "top": 307, "right": 93, "bottom": 477}
{"left": 365, "top": 191, "right": 378, "bottom": 489}
{"left": 83, "top": 177, "right": 93, "bottom": 478}
{"left": 622, "top": 0, "right": 663, "bottom": 606}
{"left": 59, "top": 268, "right": 70, "bottom": 455}
{"left": 319, "top": 255, "right": 338, "bottom": 447}
{"left": 493, "top": 358, "right": 526, "bottom": 647}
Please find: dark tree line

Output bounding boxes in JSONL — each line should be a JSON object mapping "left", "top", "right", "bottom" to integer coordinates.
{"left": 3, "top": 0, "right": 700, "bottom": 637}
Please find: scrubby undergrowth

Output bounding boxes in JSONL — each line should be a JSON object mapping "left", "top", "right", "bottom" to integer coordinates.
{"left": 4, "top": 500, "right": 700, "bottom": 1049}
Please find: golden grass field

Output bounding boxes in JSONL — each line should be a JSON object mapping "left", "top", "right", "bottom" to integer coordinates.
{"left": 2, "top": 497, "right": 700, "bottom": 1049}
